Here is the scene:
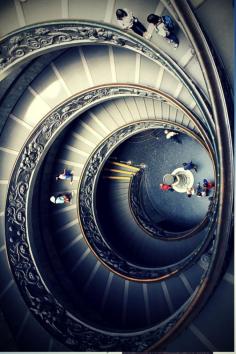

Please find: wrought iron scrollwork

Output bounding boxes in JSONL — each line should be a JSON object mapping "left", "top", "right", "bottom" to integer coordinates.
{"left": 0, "top": 21, "right": 213, "bottom": 136}
{"left": 79, "top": 121, "right": 176, "bottom": 280}
{"left": 5, "top": 85, "right": 213, "bottom": 350}
{"left": 79, "top": 121, "right": 216, "bottom": 281}
{"left": 129, "top": 169, "right": 209, "bottom": 240}
{"left": 129, "top": 169, "right": 169, "bottom": 238}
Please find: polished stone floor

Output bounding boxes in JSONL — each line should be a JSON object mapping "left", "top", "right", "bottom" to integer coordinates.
{"left": 113, "top": 129, "right": 215, "bottom": 231}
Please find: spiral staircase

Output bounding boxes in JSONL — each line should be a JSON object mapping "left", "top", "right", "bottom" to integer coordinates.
{"left": 0, "top": 0, "right": 233, "bottom": 352}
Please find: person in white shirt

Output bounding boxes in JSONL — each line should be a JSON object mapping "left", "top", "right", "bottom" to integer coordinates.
{"left": 56, "top": 168, "right": 73, "bottom": 183}
{"left": 50, "top": 192, "right": 73, "bottom": 204}
{"left": 147, "top": 14, "right": 179, "bottom": 48}
{"left": 116, "top": 9, "right": 147, "bottom": 37}
{"left": 164, "top": 130, "right": 181, "bottom": 143}
{"left": 186, "top": 186, "right": 195, "bottom": 198}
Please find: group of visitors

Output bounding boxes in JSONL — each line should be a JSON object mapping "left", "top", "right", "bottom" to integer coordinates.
{"left": 161, "top": 129, "right": 215, "bottom": 198}
{"left": 195, "top": 179, "right": 215, "bottom": 197}
{"left": 185, "top": 179, "right": 215, "bottom": 198}
{"left": 50, "top": 168, "right": 74, "bottom": 204}
{"left": 116, "top": 8, "right": 179, "bottom": 48}
{"left": 160, "top": 158, "right": 214, "bottom": 199}
{"left": 160, "top": 160, "right": 197, "bottom": 192}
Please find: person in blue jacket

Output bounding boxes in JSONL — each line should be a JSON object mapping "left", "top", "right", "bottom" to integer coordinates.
{"left": 183, "top": 161, "right": 198, "bottom": 172}
{"left": 147, "top": 14, "right": 179, "bottom": 48}
{"left": 56, "top": 168, "right": 74, "bottom": 183}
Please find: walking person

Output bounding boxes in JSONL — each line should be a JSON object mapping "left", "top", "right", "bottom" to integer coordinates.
{"left": 50, "top": 192, "right": 73, "bottom": 204}
{"left": 203, "top": 178, "right": 215, "bottom": 189}
{"left": 203, "top": 178, "right": 214, "bottom": 196}
{"left": 160, "top": 183, "right": 174, "bottom": 191}
{"left": 116, "top": 8, "right": 147, "bottom": 37}
{"left": 164, "top": 130, "right": 181, "bottom": 144}
{"left": 183, "top": 161, "right": 198, "bottom": 173}
{"left": 147, "top": 14, "right": 179, "bottom": 48}
{"left": 186, "top": 186, "right": 195, "bottom": 198}
{"left": 196, "top": 182, "right": 202, "bottom": 197}
{"left": 201, "top": 187, "right": 207, "bottom": 197}
{"left": 56, "top": 168, "right": 74, "bottom": 183}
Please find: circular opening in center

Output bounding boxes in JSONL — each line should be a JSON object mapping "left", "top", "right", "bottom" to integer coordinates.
{"left": 95, "top": 128, "right": 215, "bottom": 267}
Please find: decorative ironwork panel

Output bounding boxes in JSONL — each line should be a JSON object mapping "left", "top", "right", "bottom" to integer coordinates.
{"left": 79, "top": 122, "right": 214, "bottom": 281}
{"left": 129, "top": 169, "right": 210, "bottom": 240}
{"left": 0, "top": 21, "right": 213, "bottom": 135}
{"left": 5, "top": 85, "right": 213, "bottom": 350}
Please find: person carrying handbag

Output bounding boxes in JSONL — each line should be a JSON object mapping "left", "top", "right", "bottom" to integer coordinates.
{"left": 147, "top": 14, "right": 179, "bottom": 48}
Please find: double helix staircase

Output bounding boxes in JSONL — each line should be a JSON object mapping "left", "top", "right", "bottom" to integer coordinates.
{"left": 0, "top": 0, "right": 233, "bottom": 351}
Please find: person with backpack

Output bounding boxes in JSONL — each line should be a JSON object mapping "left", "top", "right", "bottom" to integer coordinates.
{"left": 147, "top": 14, "right": 179, "bottom": 48}
{"left": 50, "top": 192, "right": 73, "bottom": 204}
{"left": 116, "top": 9, "right": 147, "bottom": 37}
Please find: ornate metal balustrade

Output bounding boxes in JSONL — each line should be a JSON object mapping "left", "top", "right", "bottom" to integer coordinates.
{"left": 5, "top": 83, "right": 216, "bottom": 350}
{"left": 146, "top": 1, "right": 234, "bottom": 350}
{"left": 0, "top": 20, "right": 214, "bottom": 138}
{"left": 129, "top": 144, "right": 213, "bottom": 241}
{"left": 79, "top": 119, "right": 215, "bottom": 281}
{"left": 0, "top": 0, "right": 232, "bottom": 349}
{"left": 129, "top": 168, "right": 167, "bottom": 238}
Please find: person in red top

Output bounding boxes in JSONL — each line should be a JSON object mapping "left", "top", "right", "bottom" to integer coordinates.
{"left": 203, "top": 178, "right": 215, "bottom": 196}
{"left": 203, "top": 179, "right": 214, "bottom": 189}
{"left": 160, "top": 183, "right": 174, "bottom": 191}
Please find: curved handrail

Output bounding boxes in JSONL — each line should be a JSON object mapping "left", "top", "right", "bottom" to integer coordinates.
{"left": 0, "top": 48, "right": 67, "bottom": 137}
{"left": 124, "top": 121, "right": 216, "bottom": 241}
{"left": 0, "top": 20, "right": 213, "bottom": 133}
{"left": 4, "top": 83, "right": 216, "bottom": 350}
{"left": 129, "top": 167, "right": 213, "bottom": 241}
{"left": 79, "top": 118, "right": 215, "bottom": 281}
{"left": 175, "top": 0, "right": 234, "bottom": 304}
{"left": 147, "top": 0, "right": 234, "bottom": 349}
